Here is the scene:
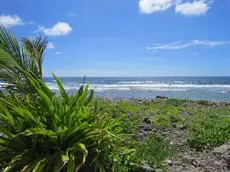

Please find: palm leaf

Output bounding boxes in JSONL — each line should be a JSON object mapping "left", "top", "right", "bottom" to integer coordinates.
{"left": 52, "top": 73, "right": 69, "bottom": 103}
{"left": 23, "top": 36, "right": 47, "bottom": 78}
{"left": 32, "top": 159, "right": 48, "bottom": 172}
{"left": 0, "top": 26, "right": 47, "bottom": 95}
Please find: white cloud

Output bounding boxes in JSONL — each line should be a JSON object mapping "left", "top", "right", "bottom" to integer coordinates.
{"left": 147, "top": 40, "right": 230, "bottom": 51}
{"left": 175, "top": 0, "right": 210, "bottom": 16}
{"left": 139, "top": 0, "right": 173, "bottom": 14}
{"left": 0, "top": 15, "right": 23, "bottom": 28}
{"left": 56, "top": 52, "right": 63, "bottom": 55}
{"left": 139, "top": 0, "right": 211, "bottom": 16}
{"left": 47, "top": 42, "right": 55, "bottom": 49}
{"left": 39, "top": 22, "right": 72, "bottom": 36}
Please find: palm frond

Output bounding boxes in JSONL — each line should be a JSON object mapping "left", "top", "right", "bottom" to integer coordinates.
{"left": 0, "top": 26, "right": 24, "bottom": 68}
{"left": 0, "top": 26, "right": 48, "bottom": 94}
{"left": 22, "top": 36, "right": 48, "bottom": 78}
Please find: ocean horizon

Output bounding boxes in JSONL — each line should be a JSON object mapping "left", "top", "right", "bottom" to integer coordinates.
{"left": 43, "top": 76, "right": 230, "bottom": 102}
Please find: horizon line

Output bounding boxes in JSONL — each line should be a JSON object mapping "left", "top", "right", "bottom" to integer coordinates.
{"left": 43, "top": 75, "right": 230, "bottom": 78}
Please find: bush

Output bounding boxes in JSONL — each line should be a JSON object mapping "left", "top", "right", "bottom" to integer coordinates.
{"left": 0, "top": 74, "right": 130, "bottom": 172}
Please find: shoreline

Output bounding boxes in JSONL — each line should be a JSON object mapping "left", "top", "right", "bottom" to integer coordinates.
{"left": 97, "top": 96, "right": 230, "bottom": 105}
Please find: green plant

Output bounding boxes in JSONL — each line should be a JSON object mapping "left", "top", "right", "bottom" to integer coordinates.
{"left": 187, "top": 108, "right": 230, "bottom": 151}
{"left": 136, "top": 134, "right": 174, "bottom": 169}
{"left": 96, "top": 100, "right": 144, "bottom": 134}
{"left": 196, "top": 100, "right": 211, "bottom": 106}
{"left": 0, "top": 26, "right": 47, "bottom": 94}
{"left": 152, "top": 105, "right": 185, "bottom": 128}
{"left": 0, "top": 74, "right": 128, "bottom": 172}
{"left": 165, "top": 99, "right": 188, "bottom": 106}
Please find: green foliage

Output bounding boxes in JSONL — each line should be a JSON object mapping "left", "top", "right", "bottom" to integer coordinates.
{"left": 0, "top": 74, "right": 128, "bottom": 172}
{"left": 95, "top": 100, "right": 175, "bottom": 170}
{"left": 110, "top": 147, "right": 138, "bottom": 172}
{"left": 196, "top": 100, "right": 211, "bottom": 106}
{"left": 152, "top": 105, "right": 185, "bottom": 128}
{"left": 97, "top": 100, "right": 140, "bottom": 116}
{"left": 136, "top": 134, "right": 174, "bottom": 168}
{"left": 96, "top": 100, "right": 144, "bottom": 134}
{"left": 187, "top": 108, "right": 230, "bottom": 151}
{"left": 106, "top": 134, "right": 174, "bottom": 171}
{"left": 165, "top": 99, "right": 189, "bottom": 106}
{"left": 0, "top": 26, "right": 47, "bottom": 94}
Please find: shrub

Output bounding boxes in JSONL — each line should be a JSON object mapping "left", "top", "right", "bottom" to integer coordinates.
{"left": 0, "top": 74, "right": 129, "bottom": 172}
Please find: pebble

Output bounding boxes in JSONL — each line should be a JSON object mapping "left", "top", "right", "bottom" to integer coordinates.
{"left": 166, "top": 159, "right": 173, "bottom": 166}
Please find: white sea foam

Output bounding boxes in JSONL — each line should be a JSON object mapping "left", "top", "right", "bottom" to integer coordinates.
{"left": 220, "top": 90, "right": 228, "bottom": 94}
{"left": 2, "top": 80, "right": 230, "bottom": 92}
{"left": 118, "top": 80, "right": 185, "bottom": 84}
{"left": 94, "top": 83, "right": 230, "bottom": 89}
{"left": 45, "top": 82, "right": 230, "bottom": 92}
{"left": 118, "top": 81, "right": 159, "bottom": 84}
{"left": 0, "top": 82, "right": 8, "bottom": 88}
{"left": 173, "top": 81, "right": 185, "bottom": 84}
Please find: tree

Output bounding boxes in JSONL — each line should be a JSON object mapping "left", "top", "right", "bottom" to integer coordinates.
{"left": 0, "top": 26, "right": 48, "bottom": 94}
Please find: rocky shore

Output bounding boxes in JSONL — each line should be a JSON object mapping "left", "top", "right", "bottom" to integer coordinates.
{"left": 99, "top": 97, "right": 230, "bottom": 171}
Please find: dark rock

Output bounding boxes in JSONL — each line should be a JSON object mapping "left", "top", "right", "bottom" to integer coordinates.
{"left": 143, "top": 117, "right": 152, "bottom": 124}
{"left": 156, "top": 96, "right": 168, "bottom": 100}
{"left": 172, "top": 122, "right": 177, "bottom": 128}
{"left": 139, "top": 125, "right": 145, "bottom": 129}
{"left": 139, "top": 125, "right": 152, "bottom": 132}
{"left": 144, "top": 127, "right": 152, "bottom": 132}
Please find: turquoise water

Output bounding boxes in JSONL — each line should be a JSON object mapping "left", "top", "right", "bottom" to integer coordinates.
{"left": 44, "top": 77, "right": 230, "bottom": 102}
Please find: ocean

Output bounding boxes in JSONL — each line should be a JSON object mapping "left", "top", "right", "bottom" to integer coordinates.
{"left": 43, "top": 77, "right": 230, "bottom": 102}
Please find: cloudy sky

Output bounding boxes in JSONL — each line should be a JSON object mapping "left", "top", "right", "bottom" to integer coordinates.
{"left": 1, "top": 0, "right": 230, "bottom": 76}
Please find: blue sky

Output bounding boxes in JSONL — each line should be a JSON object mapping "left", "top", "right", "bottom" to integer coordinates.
{"left": 1, "top": 0, "right": 230, "bottom": 77}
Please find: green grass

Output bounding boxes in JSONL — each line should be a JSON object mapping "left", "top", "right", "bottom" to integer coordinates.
{"left": 187, "top": 108, "right": 230, "bottom": 150}
{"left": 96, "top": 98, "right": 230, "bottom": 153}
{"left": 136, "top": 134, "right": 175, "bottom": 169}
